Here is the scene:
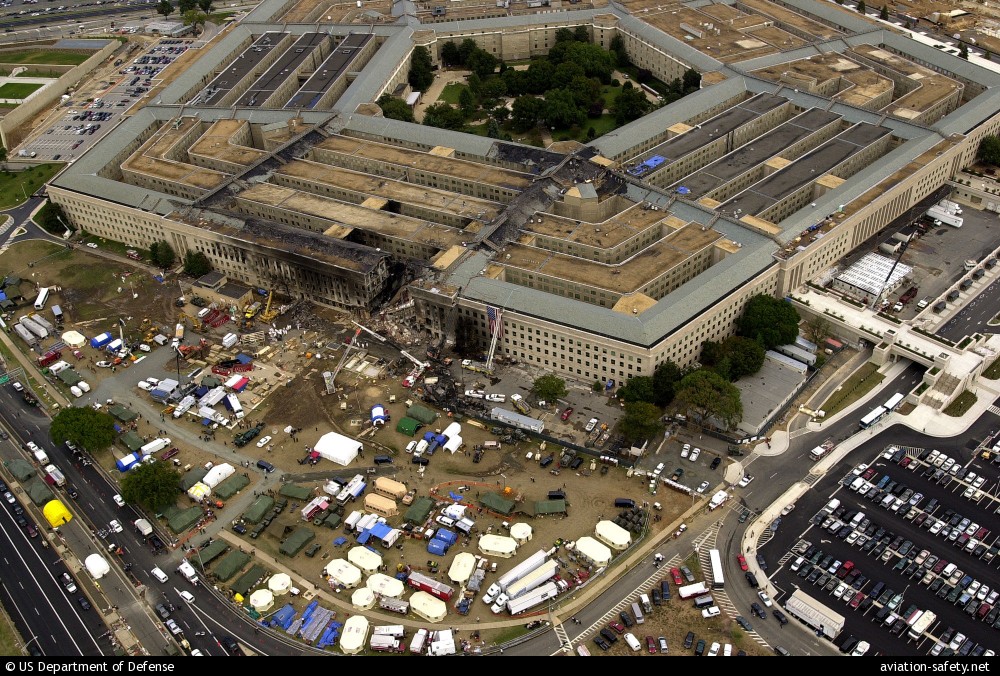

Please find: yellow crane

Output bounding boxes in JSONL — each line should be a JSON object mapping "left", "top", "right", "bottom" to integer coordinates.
{"left": 260, "top": 290, "right": 277, "bottom": 322}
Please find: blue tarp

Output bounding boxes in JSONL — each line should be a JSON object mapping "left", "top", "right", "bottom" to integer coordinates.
{"left": 236, "top": 353, "right": 252, "bottom": 364}
{"left": 195, "top": 386, "right": 209, "bottom": 397}
{"left": 449, "top": 492, "right": 464, "bottom": 502}
{"left": 423, "top": 431, "right": 435, "bottom": 441}
{"left": 333, "top": 537, "right": 347, "bottom": 547}
{"left": 316, "top": 621, "right": 342, "bottom": 649}
{"left": 202, "top": 418, "right": 213, "bottom": 426}
{"left": 153, "top": 275, "right": 164, "bottom": 283}
{"left": 113, "top": 424, "right": 122, "bottom": 433}
{"left": 301, "top": 600, "right": 318, "bottom": 623}
{"left": 357, "top": 530, "right": 372, "bottom": 545}
{"left": 268, "top": 604, "right": 296, "bottom": 629}
{"left": 427, "top": 539, "right": 449, "bottom": 556}
{"left": 0, "top": 292, "right": 6, "bottom": 301}
{"left": 370, "top": 523, "right": 393, "bottom": 539}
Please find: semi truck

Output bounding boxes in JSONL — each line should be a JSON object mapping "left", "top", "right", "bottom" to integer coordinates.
{"left": 504, "top": 559, "right": 559, "bottom": 599}
{"left": 907, "top": 610, "right": 935, "bottom": 640}
{"left": 483, "top": 549, "right": 548, "bottom": 602}
{"left": 38, "top": 349, "right": 62, "bottom": 367}
{"left": 506, "top": 580, "right": 564, "bottom": 615}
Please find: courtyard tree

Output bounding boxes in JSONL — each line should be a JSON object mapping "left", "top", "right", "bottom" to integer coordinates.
{"left": 718, "top": 335, "right": 765, "bottom": 381}
{"left": 533, "top": 374, "right": 568, "bottom": 403}
{"left": 652, "top": 359, "right": 683, "bottom": 407}
{"left": 178, "top": 0, "right": 197, "bottom": 12}
{"left": 674, "top": 369, "right": 743, "bottom": 430}
{"left": 617, "top": 401, "right": 664, "bottom": 443}
{"left": 120, "top": 461, "right": 182, "bottom": 513}
{"left": 960, "top": 43, "right": 969, "bottom": 60}
{"left": 612, "top": 82, "right": 651, "bottom": 124}
{"left": 466, "top": 49, "right": 499, "bottom": 79}
{"left": 609, "top": 34, "right": 629, "bottom": 66}
{"left": 183, "top": 249, "right": 212, "bottom": 277}
{"left": 615, "top": 375, "right": 656, "bottom": 404}
{"left": 856, "top": 0, "right": 865, "bottom": 13}
{"left": 49, "top": 407, "right": 115, "bottom": 453}
{"left": 573, "top": 25, "right": 590, "bottom": 42}
{"left": 682, "top": 68, "right": 701, "bottom": 93}
{"left": 182, "top": 9, "right": 207, "bottom": 31}
{"left": 511, "top": 95, "right": 545, "bottom": 132}
{"left": 543, "top": 88, "right": 586, "bottom": 129}
{"left": 978, "top": 135, "right": 1000, "bottom": 166}
{"left": 150, "top": 240, "right": 176, "bottom": 268}
{"left": 422, "top": 102, "right": 466, "bottom": 131}
{"left": 408, "top": 46, "right": 434, "bottom": 91}
{"left": 440, "top": 41, "right": 461, "bottom": 67}
{"left": 197, "top": 0, "right": 212, "bottom": 12}
{"left": 735, "top": 293, "right": 800, "bottom": 350}
{"left": 377, "top": 94, "right": 415, "bottom": 123}
{"left": 804, "top": 315, "right": 832, "bottom": 345}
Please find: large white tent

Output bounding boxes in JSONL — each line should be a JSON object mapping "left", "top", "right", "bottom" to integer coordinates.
{"left": 595, "top": 520, "right": 632, "bottom": 550}
{"left": 366, "top": 573, "right": 404, "bottom": 598}
{"left": 314, "top": 431, "right": 362, "bottom": 466}
{"left": 324, "top": 559, "right": 362, "bottom": 588}
{"left": 410, "top": 591, "right": 447, "bottom": 623}
{"left": 351, "top": 587, "right": 376, "bottom": 609}
{"left": 249, "top": 589, "right": 274, "bottom": 612}
{"left": 347, "top": 546, "right": 382, "bottom": 575}
{"left": 478, "top": 533, "right": 517, "bottom": 558}
{"left": 448, "top": 552, "right": 476, "bottom": 584}
{"left": 202, "top": 463, "right": 235, "bottom": 488}
{"left": 84, "top": 554, "right": 110, "bottom": 579}
{"left": 340, "top": 615, "right": 370, "bottom": 654}
{"left": 510, "top": 523, "right": 533, "bottom": 543}
{"left": 268, "top": 573, "right": 292, "bottom": 595}
{"left": 61, "top": 331, "right": 86, "bottom": 348}
{"left": 574, "top": 536, "right": 612, "bottom": 567}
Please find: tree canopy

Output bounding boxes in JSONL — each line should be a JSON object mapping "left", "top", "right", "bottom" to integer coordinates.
{"left": 617, "top": 401, "right": 663, "bottom": 443}
{"left": 149, "top": 240, "right": 176, "bottom": 268}
{"left": 700, "top": 335, "right": 765, "bottom": 381}
{"left": 674, "top": 369, "right": 743, "bottom": 430}
{"left": 532, "top": 374, "right": 568, "bottom": 403}
{"left": 979, "top": 135, "right": 1000, "bottom": 166}
{"left": 616, "top": 375, "right": 656, "bottom": 403}
{"left": 120, "top": 461, "right": 182, "bottom": 513}
{"left": 377, "top": 94, "right": 415, "bottom": 123}
{"left": 182, "top": 250, "right": 212, "bottom": 277}
{"left": 612, "top": 82, "right": 651, "bottom": 124}
{"left": 50, "top": 407, "right": 116, "bottom": 453}
{"left": 735, "top": 294, "right": 800, "bottom": 350}
{"left": 408, "top": 46, "right": 434, "bottom": 91}
{"left": 156, "top": 0, "right": 173, "bottom": 16}
{"left": 651, "top": 359, "right": 683, "bottom": 407}
{"left": 422, "top": 102, "right": 466, "bottom": 131}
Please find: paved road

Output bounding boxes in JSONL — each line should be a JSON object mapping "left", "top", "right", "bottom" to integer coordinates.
{"left": 936, "top": 278, "right": 1000, "bottom": 340}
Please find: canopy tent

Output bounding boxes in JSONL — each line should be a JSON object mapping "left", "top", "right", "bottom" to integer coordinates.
{"left": 214, "top": 473, "right": 250, "bottom": 499}
{"left": 268, "top": 573, "right": 292, "bottom": 595}
{"left": 84, "top": 554, "right": 110, "bottom": 579}
{"left": 24, "top": 479, "right": 54, "bottom": 506}
{"left": 351, "top": 587, "right": 376, "bottom": 609}
{"left": 167, "top": 506, "right": 203, "bottom": 533}
{"left": 510, "top": 522, "right": 533, "bottom": 543}
{"left": 347, "top": 546, "right": 382, "bottom": 575}
{"left": 7, "top": 458, "right": 34, "bottom": 481}
{"left": 525, "top": 499, "right": 567, "bottom": 516}
{"left": 406, "top": 404, "right": 437, "bottom": 424}
{"left": 213, "top": 550, "right": 251, "bottom": 581}
{"left": 395, "top": 417, "right": 420, "bottom": 436}
{"left": 42, "top": 499, "right": 72, "bottom": 527}
{"left": 404, "top": 496, "right": 434, "bottom": 523}
{"left": 313, "top": 431, "right": 362, "bottom": 466}
{"left": 197, "top": 539, "right": 229, "bottom": 566}
{"left": 109, "top": 404, "right": 138, "bottom": 423}
{"left": 373, "top": 477, "right": 407, "bottom": 500}
{"left": 448, "top": 552, "right": 476, "bottom": 584}
{"left": 279, "top": 527, "right": 316, "bottom": 557}
{"left": 479, "top": 492, "right": 515, "bottom": 515}
{"left": 595, "top": 520, "right": 632, "bottom": 550}
{"left": 279, "top": 483, "right": 312, "bottom": 500}
{"left": 56, "top": 369, "right": 82, "bottom": 386}
{"left": 119, "top": 431, "right": 143, "bottom": 452}
{"left": 186, "top": 482, "right": 211, "bottom": 502}
{"left": 60, "top": 331, "right": 86, "bottom": 348}
{"left": 202, "top": 463, "right": 236, "bottom": 488}
{"left": 249, "top": 589, "right": 274, "bottom": 612}
{"left": 232, "top": 564, "right": 268, "bottom": 597}
{"left": 478, "top": 534, "right": 517, "bottom": 558}
{"left": 339, "top": 615, "right": 370, "bottom": 654}
{"left": 409, "top": 591, "right": 447, "bottom": 623}
{"left": 364, "top": 493, "right": 397, "bottom": 517}
{"left": 242, "top": 495, "right": 275, "bottom": 524}
{"left": 324, "top": 559, "right": 362, "bottom": 588}
{"left": 574, "top": 536, "right": 612, "bottom": 567}
{"left": 179, "top": 466, "right": 209, "bottom": 491}
{"left": 365, "top": 573, "right": 404, "bottom": 598}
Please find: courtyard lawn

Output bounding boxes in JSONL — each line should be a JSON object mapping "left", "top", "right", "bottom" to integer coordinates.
{"left": 0, "top": 164, "right": 63, "bottom": 210}
{"left": 439, "top": 82, "right": 468, "bottom": 105}
{"left": 0, "top": 50, "right": 89, "bottom": 66}
{"left": 0, "top": 82, "right": 42, "bottom": 99}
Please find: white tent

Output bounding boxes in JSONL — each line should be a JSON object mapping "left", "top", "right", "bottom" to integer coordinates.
{"left": 249, "top": 589, "right": 274, "bottom": 612}
{"left": 478, "top": 534, "right": 517, "bottom": 558}
{"left": 347, "top": 546, "right": 382, "bottom": 575}
{"left": 202, "top": 463, "right": 235, "bottom": 489}
{"left": 340, "top": 615, "right": 370, "bottom": 654}
{"left": 268, "top": 573, "right": 292, "bottom": 595}
{"left": 61, "top": 330, "right": 86, "bottom": 348}
{"left": 324, "top": 559, "right": 362, "bottom": 588}
{"left": 574, "top": 536, "right": 612, "bottom": 567}
{"left": 84, "top": 554, "right": 110, "bottom": 579}
{"left": 442, "top": 503, "right": 467, "bottom": 520}
{"left": 314, "top": 431, "right": 362, "bottom": 466}
{"left": 366, "top": 573, "right": 404, "bottom": 598}
{"left": 443, "top": 422, "right": 461, "bottom": 438}
{"left": 444, "top": 435, "right": 462, "bottom": 454}
{"left": 186, "top": 482, "right": 211, "bottom": 502}
{"left": 351, "top": 587, "right": 376, "bottom": 609}
{"left": 595, "top": 520, "right": 632, "bottom": 550}
{"left": 410, "top": 591, "right": 447, "bottom": 623}
{"left": 510, "top": 522, "right": 533, "bottom": 543}
{"left": 448, "top": 552, "right": 476, "bottom": 584}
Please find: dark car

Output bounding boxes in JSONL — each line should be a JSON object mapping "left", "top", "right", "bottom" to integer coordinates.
{"left": 593, "top": 636, "right": 610, "bottom": 651}
{"left": 735, "top": 616, "right": 753, "bottom": 631}
{"left": 746, "top": 571, "right": 760, "bottom": 587}
{"left": 680, "top": 566, "right": 695, "bottom": 583}
{"left": 651, "top": 589, "right": 662, "bottom": 606}
{"left": 221, "top": 636, "right": 243, "bottom": 656}
{"left": 750, "top": 602, "right": 766, "bottom": 620}
{"left": 155, "top": 603, "right": 170, "bottom": 619}
{"left": 710, "top": 457, "right": 721, "bottom": 470}
{"left": 695, "top": 639, "right": 706, "bottom": 656}
{"left": 684, "top": 631, "right": 695, "bottom": 649}
{"left": 77, "top": 597, "right": 91, "bottom": 611}
{"left": 772, "top": 609, "right": 788, "bottom": 625}
{"left": 619, "top": 610, "right": 634, "bottom": 628}
{"left": 600, "top": 628, "right": 618, "bottom": 644}
{"left": 660, "top": 580, "right": 671, "bottom": 600}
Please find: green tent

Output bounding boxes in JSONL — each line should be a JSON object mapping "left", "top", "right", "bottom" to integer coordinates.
{"left": 321, "top": 513, "right": 341, "bottom": 529}
{"left": 180, "top": 467, "right": 209, "bottom": 491}
{"left": 167, "top": 506, "right": 203, "bottom": 533}
{"left": 196, "top": 539, "right": 230, "bottom": 567}
{"left": 404, "top": 496, "right": 434, "bottom": 523}
{"left": 279, "top": 484, "right": 311, "bottom": 501}
{"left": 279, "top": 527, "right": 315, "bottom": 557}
{"left": 231, "top": 564, "right": 267, "bottom": 597}
{"left": 242, "top": 495, "right": 274, "bottom": 524}
{"left": 529, "top": 499, "right": 567, "bottom": 516}
{"left": 479, "top": 492, "right": 515, "bottom": 515}
{"left": 407, "top": 404, "right": 437, "bottom": 425}
{"left": 200, "top": 375, "right": 222, "bottom": 388}
{"left": 120, "top": 431, "right": 143, "bottom": 453}
{"left": 212, "top": 550, "right": 251, "bottom": 581}
{"left": 214, "top": 474, "right": 250, "bottom": 500}
{"left": 395, "top": 417, "right": 421, "bottom": 436}
{"left": 6, "top": 458, "right": 34, "bottom": 481}
{"left": 108, "top": 404, "right": 138, "bottom": 422}
{"left": 56, "top": 369, "right": 83, "bottom": 386}
{"left": 24, "top": 478, "right": 54, "bottom": 505}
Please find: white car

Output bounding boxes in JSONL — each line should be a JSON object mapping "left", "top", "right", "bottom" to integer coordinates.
{"left": 256, "top": 435, "right": 272, "bottom": 448}
{"left": 585, "top": 418, "right": 598, "bottom": 432}
{"left": 780, "top": 503, "right": 795, "bottom": 516}
{"left": 138, "top": 344, "right": 151, "bottom": 352}
{"left": 108, "top": 519, "right": 123, "bottom": 533}
{"left": 696, "top": 481, "right": 710, "bottom": 494}
{"left": 86, "top": 242, "right": 98, "bottom": 249}
{"left": 112, "top": 494, "right": 125, "bottom": 507}
{"left": 689, "top": 447, "right": 701, "bottom": 462}
{"left": 179, "top": 590, "right": 195, "bottom": 604}
{"left": 851, "top": 641, "right": 870, "bottom": 657}
{"left": 737, "top": 474, "right": 754, "bottom": 488}
{"left": 138, "top": 381, "right": 154, "bottom": 391}
{"left": 484, "top": 393, "right": 505, "bottom": 403}
{"left": 680, "top": 445, "right": 690, "bottom": 459}
{"left": 707, "top": 641, "right": 721, "bottom": 655}
{"left": 146, "top": 377, "right": 160, "bottom": 386}
{"left": 464, "top": 389, "right": 485, "bottom": 399}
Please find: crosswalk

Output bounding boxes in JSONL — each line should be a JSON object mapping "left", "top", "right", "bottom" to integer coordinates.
{"left": 987, "top": 405, "right": 1000, "bottom": 417}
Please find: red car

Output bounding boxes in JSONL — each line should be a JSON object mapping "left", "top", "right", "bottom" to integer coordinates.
{"left": 849, "top": 592, "right": 865, "bottom": 609}
{"left": 560, "top": 407, "right": 574, "bottom": 421}
{"left": 671, "top": 567, "right": 683, "bottom": 585}
{"left": 899, "top": 456, "right": 912, "bottom": 468}
{"left": 608, "top": 622, "right": 625, "bottom": 634}
{"left": 737, "top": 554, "right": 749, "bottom": 571}
{"left": 162, "top": 447, "right": 180, "bottom": 460}
{"left": 646, "top": 636, "right": 657, "bottom": 654}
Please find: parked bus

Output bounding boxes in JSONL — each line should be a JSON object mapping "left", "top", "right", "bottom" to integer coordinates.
{"left": 34, "top": 287, "right": 50, "bottom": 311}
{"left": 883, "top": 392, "right": 904, "bottom": 412}
{"left": 709, "top": 548, "right": 725, "bottom": 589}
{"left": 859, "top": 406, "right": 887, "bottom": 429}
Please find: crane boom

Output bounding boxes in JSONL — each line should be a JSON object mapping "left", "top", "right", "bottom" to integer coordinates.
{"left": 328, "top": 328, "right": 362, "bottom": 394}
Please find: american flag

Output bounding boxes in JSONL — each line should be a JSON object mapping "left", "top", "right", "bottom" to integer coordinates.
{"left": 487, "top": 306, "right": 503, "bottom": 337}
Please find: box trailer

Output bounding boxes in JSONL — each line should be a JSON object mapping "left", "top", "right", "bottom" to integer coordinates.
{"left": 140, "top": 438, "right": 171, "bottom": 456}
{"left": 506, "top": 581, "right": 561, "bottom": 615}
{"left": 677, "top": 582, "right": 710, "bottom": 599}
{"left": 497, "top": 549, "right": 548, "bottom": 592}
{"left": 489, "top": 407, "right": 544, "bottom": 434}
{"left": 14, "top": 323, "right": 38, "bottom": 346}
{"left": 379, "top": 597, "right": 409, "bottom": 615}
{"left": 406, "top": 571, "right": 454, "bottom": 601}
{"left": 505, "top": 559, "right": 559, "bottom": 599}
{"left": 30, "top": 313, "right": 54, "bottom": 333}
{"left": 19, "top": 316, "right": 48, "bottom": 339}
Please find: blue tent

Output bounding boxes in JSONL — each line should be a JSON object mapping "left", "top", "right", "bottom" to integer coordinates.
{"left": 194, "top": 386, "right": 209, "bottom": 397}
{"left": 268, "top": 604, "right": 296, "bottom": 629}
{"left": 427, "top": 539, "right": 449, "bottom": 556}
{"left": 333, "top": 537, "right": 347, "bottom": 547}
{"left": 202, "top": 418, "right": 213, "bottom": 426}
{"left": 434, "top": 528, "right": 458, "bottom": 546}
{"left": 357, "top": 530, "right": 372, "bottom": 545}
{"left": 236, "top": 353, "right": 253, "bottom": 364}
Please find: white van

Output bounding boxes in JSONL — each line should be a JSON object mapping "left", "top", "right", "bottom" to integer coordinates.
{"left": 151, "top": 567, "right": 169, "bottom": 584}
{"left": 197, "top": 307, "right": 211, "bottom": 319}
{"left": 822, "top": 498, "right": 841, "bottom": 515}
{"left": 624, "top": 633, "right": 642, "bottom": 652}
{"left": 631, "top": 601, "right": 645, "bottom": 625}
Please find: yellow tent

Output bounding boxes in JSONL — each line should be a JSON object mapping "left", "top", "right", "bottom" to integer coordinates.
{"left": 43, "top": 500, "right": 72, "bottom": 527}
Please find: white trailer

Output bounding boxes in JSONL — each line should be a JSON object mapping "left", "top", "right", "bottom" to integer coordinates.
{"left": 504, "top": 559, "right": 558, "bottom": 599}
{"left": 506, "top": 581, "right": 561, "bottom": 615}
{"left": 19, "top": 316, "right": 48, "bottom": 339}
{"left": 926, "top": 206, "right": 963, "bottom": 227}
{"left": 140, "top": 438, "right": 171, "bottom": 456}
{"left": 497, "top": 549, "right": 548, "bottom": 591}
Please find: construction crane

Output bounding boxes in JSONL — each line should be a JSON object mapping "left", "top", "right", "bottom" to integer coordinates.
{"left": 260, "top": 290, "right": 278, "bottom": 323}
{"left": 327, "top": 328, "right": 362, "bottom": 394}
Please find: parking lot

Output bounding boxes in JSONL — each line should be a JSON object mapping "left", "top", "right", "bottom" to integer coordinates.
{"left": 757, "top": 433, "right": 1000, "bottom": 657}
{"left": 22, "top": 38, "right": 190, "bottom": 161}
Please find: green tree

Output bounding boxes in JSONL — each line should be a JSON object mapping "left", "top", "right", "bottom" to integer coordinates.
{"left": 441, "top": 41, "right": 461, "bottom": 67}
{"left": 458, "top": 38, "right": 479, "bottom": 64}
{"left": 151, "top": 240, "right": 176, "bottom": 268}
{"left": 376, "top": 94, "right": 415, "bottom": 122}
{"left": 466, "top": 73, "right": 482, "bottom": 97}
{"left": 611, "top": 82, "right": 651, "bottom": 124}
{"left": 182, "top": 250, "right": 212, "bottom": 277}
{"left": 458, "top": 87, "right": 477, "bottom": 118}
{"left": 856, "top": 0, "right": 865, "bottom": 13}
{"left": 178, "top": 0, "right": 197, "bottom": 11}
{"left": 466, "top": 49, "right": 498, "bottom": 79}
{"left": 156, "top": 0, "right": 174, "bottom": 16}
{"left": 50, "top": 407, "right": 115, "bottom": 453}
{"left": 609, "top": 34, "right": 629, "bottom": 66}
{"left": 532, "top": 374, "right": 568, "bottom": 402}
{"left": 486, "top": 118, "right": 502, "bottom": 139}
{"left": 587, "top": 126, "right": 596, "bottom": 140}
{"left": 525, "top": 60, "right": 555, "bottom": 94}
{"left": 652, "top": 359, "right": 682, "bottom": 407}
{"left": 479, "top": 77, "right": 507, "bottom": 107}
{"left": 573, "top": 25, "right": 590, "bottom": 42}
{"left": 490, "top": 105, "right": 510, "bottom": 124}
{"left": 36, "top": 201, "right": 71, "bottom": 236}
{"left": 617, "top": 401, "right": 664, "bottom": 443}
{"left": 408, "top": 46, "right": 434, "bottom": 91}
{"left": 120, "top": 461, "right": 182, "bottom": 513}
{"left": 511, "top": 95, "right": 544, "bottom": 132}
{"left": 682, "top": 68, "right": 701, "bottom": 93}
{"left": 879, "top": 4, "right": 889, "bottom": 20}
{"left": 978, "top": 135, "right": 1000, "bottom": 166}
{"left": 804, "top": 315, "right": 832, "bottom": 345}
{"left": 422, "top": 102, "right": 466, "bottom": 130}
{"left": 719, "top": 335, "right": 765, "bottom": 381}
{"left": 674, "top": 369, "right": 743, "bottom": 430}
{"left": 555, "top": 27, "right": 575, "bottom": 43}
{"left": 616, "top": 375, "right": 656, "bottom": 403}
{"left": 197, "top": 0, "right": 212, "bottom": 11}
{"left": 552, "top": 60, "right": 585, "bottom": 90}
{"left": 735, "top": 294, "right": 800, "bottom": 350}
{"left": 182, "top": 9, "right": 207, "bottom": 30}
{"left": 543, "top": 88, "right": 586, "bottom": 129}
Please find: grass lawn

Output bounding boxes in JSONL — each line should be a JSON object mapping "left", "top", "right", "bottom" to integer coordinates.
{"left": 601, "top": 85, "right": 622, "bottom": 108}
{"left": 984, "top": 357, "right": 1000, "bottom": 379}
{"left": 552, "top": 115, "right": 617, "bottom": 143}
{"left": 0, "top": 50, "right": 89, "bottom": 66}
{"left": 820, "top": 362, "right": 885, "bottom": 417}
{"left": 0, "top": 164, "right": 63, "bottom": 210}
{"left": 944, "top": 390, "right": 977, "bottom": 417}
{"left": 0, "top": 82, "right": 42, "bottom": 99}
{"left": 439, "top": 82, "right": 468, "bottom": 105}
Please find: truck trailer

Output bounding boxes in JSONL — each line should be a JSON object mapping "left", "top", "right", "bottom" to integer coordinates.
{"left": 406, "top": 571, "right": 454, "bottom": 601}
{"left": 19, "top": 316, "right": 48, "bottom": 339}
{"left": 506, "top": 581, "right": 561, "bottom": 615}
{"left": 677, "top": 582, "right": 710, "bottom": 599}
{"left": 504, "top": 559, "right": 559, "bottom": 599}
{"left": 496, "top": 549, "right": 548, "bottom": 592}
{"left": 14, "top": 323, "right": 38, "bottom": 346}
